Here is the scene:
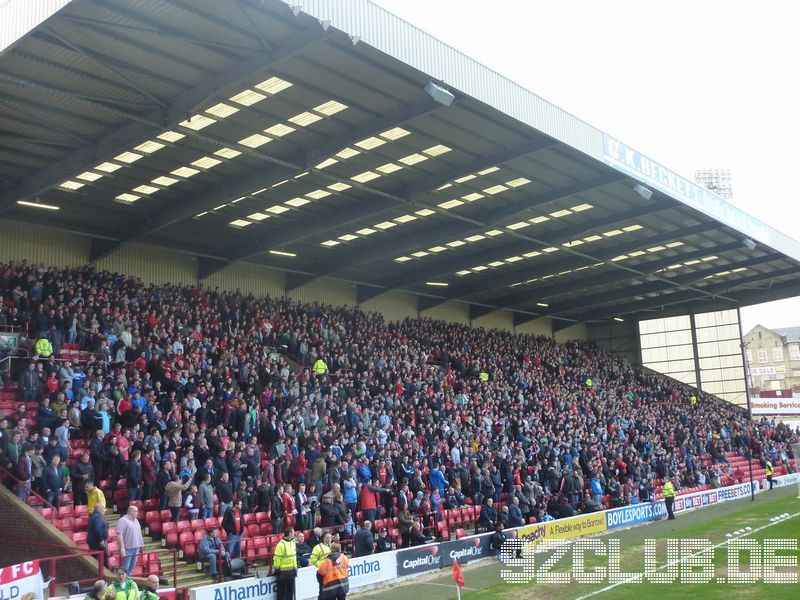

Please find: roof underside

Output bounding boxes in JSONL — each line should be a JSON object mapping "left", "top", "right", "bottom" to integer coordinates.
{"left": 1, "top": 0, "right": 799, "bottom": 328}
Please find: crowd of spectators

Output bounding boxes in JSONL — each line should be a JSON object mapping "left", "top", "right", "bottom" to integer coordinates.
{"left": 1, "top": 260, "right": 797, "bottom": 558}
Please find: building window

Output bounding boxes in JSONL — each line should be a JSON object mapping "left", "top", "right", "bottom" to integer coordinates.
{"left": 745, "top": 349, "right": 753, "bottom": 364}
{"left": 773, "top": 347, "right": 784, "bottom": 363}
{"left": 790, "top": 344, "right": 800, "bottom": 361}
{"left": 757, "top": 349, "right": 768, "bottom": 363}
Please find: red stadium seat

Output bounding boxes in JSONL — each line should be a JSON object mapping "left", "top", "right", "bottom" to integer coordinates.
{"left": 179, "top": 532, "right": 196, "bottom": 559}
{"left": 162, "top": 522, "right": 178, "bottom": 547}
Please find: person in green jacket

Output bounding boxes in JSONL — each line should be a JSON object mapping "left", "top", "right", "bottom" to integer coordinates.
{"left": 139, "top": 575, "right": 160, "bottom": 600}
{"left": 84, "top": 580, "right": 106, "bottom": 600}
{"left": 109, "top": 567, "right": 138, "bottom": 600}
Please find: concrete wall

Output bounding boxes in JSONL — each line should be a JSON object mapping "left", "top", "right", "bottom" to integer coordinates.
{"left": 587, "top": 321, "right": 640, "bottom": 365}
{"left": 419, "top": 301, "right": 469, "bottom": 325}
{"left": 515, "top": 318, "right": 553, "bottom": 337}
{"left": 360, "top": 290, "right": 418, "bottom": 323}
{"left": 95, "top": 243, "right": 196, "bottom": 286}
{"left": 472, "top": 310, "right": 514, "bottom": 332}
{"left": 554, "top": 323, "right": 588, "bottom": 343}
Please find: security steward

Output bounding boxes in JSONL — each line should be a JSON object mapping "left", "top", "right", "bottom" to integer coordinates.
{"left": 766, "top": 459, "right": 775, "bottom": 489}
{"left": 662, "top": 478, "right": 676, "bottom": 520}
{"left": 273, "top": 527, "right": 298, "bottom": 600}
{"left": 316, "top": 541, "right": 350, "bottom": 600}
{"left": 109, "top": 567, "right": 138, "bottom": 600}
{"left": 140, "top": 575, "right": 160, "bottom": 600}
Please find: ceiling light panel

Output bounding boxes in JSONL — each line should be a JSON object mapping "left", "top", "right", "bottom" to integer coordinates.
{"left": 205, "top": 103, "right": 239, "bottom": 118}
{"left": 238, "top": 134, "right": 272, "bottom": 148}
{"left": 171, "top": 166, "right": 200, "bottom": 178}
{"left": 423, "top": 144, "right": 451, "bottom": 156}
{"left": 215, "top": 148, "right": 242, "bottom": 159}
{"left": 157, "top": 131, "right": 185, "bottom": 143}
{"left": 134, "top": 140, "right": 165, "bottom": 154}
{"left": 179, "top": 114, "right": 216, "bottom": 130}
{"left": 288, "top": 112, "right": 323, "bottom": 127}
{"left": 230, "top": 219, "right": 251, "bottom": 227}
{"left": 95, "top": 162, "right": 122, "bottom": 173}
{"left": 115, "top": 193, "right": 140, "bottom": 203}
{"left": 316, "top": 158, "right": 338, "bottom": 169}
{"left": 254, "top": 77, "right": 292, "bottom": 94}
{"left": 351, "top": 171, "right": 381, "bottom": 183}
{"left": 285, "top": 197, "right": 310, "bottom": 207}
{"left": 76, "top": 171, "right": 103, "bottom": 182}
{"left": 264, "top": 123, "right": 296, "bottom": 137}
{"left": 314, "top": 100, "right": 348, "bottom": 115}
{"left": 338, "top": 234, "right": 358, "bottom": 241}
{"left": 306, "top": 189, "right": 331, "bottom": 200}
{"left": 230, "top": 89, "right": 266, "bottom": 106}
{"left": 115, "top": 151, "right": 143, "bottom": 164}
{"left": 248, "top": 212, "right": 270, "bottom": 221}
{"left": 133, "top": 184, "right": 159, "bottom": 195}
{"left": 192, "top": 156, "right": 223, "bottom": 169}
{"left": 380, "top": 127, "right": 411, "bottom": 140}
{"left": 399, "top": 153, "right": 428, "bottom": 166}
{"left": 151, "top": 176, "right": 178, "bottom": 187}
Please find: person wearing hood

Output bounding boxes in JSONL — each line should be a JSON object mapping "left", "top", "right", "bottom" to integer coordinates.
{"left": 316, "top": 541, "right": 350, "bottom": 600}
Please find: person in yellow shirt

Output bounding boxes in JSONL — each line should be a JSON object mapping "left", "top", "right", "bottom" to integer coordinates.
{"left": 662, "top": 478, "right": 676, "bottom": 520}
{"left": 86, "top": 480, "right": 106, "bottom": 515}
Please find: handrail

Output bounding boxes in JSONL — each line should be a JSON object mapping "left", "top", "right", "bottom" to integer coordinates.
{"left": 0, "top": 463, "right": 57, "bottom": 516}
{"left": 0, "top": 536, "right": 105, "bottom": 595}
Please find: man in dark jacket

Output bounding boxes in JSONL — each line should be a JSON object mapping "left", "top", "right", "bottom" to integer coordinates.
{"left": 71, "top": 453, "right": 95, "bottom": 506}
{"left": 43, "top": 455, "right": 65, "bottom": 507}
{"left": 89, "top": 429, "right": 107, "bottom": 484}
{"left": 508, "top": 497, "right": 525, "bottom": 527}
{"left": 87, "top": 503, "right": 109, "bottom": 565}
{"left": 489, "top": 523, "right": 507, "bottom": 555}
{"left": 479, "top": 498, "right": 497, "bottom": 532}
{"left": 37, "top": 398, "right": 56, "bottom": 432}
{"left": 352, "top": 521, "right": 374, "bottom": 557}
{"left": 126, "top": 450, "right": 142, "bottom": 500}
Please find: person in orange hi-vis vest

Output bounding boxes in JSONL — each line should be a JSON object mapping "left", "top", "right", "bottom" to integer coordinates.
{"left": 316, "top": 541, "right": 350, "bottom": 600}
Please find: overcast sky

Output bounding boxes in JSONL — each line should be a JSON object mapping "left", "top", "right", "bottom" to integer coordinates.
{"left": 372, "top": 0, "right": 800, "bottom": 333}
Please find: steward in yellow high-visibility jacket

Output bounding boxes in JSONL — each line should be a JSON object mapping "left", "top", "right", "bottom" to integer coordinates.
{"left": 662, "top": 479, "right": 676, "bottom": 520}
{"left": 313, "top": 358, "right": 329, "bottom": 376}
{"left": 110, "top": 569, "right": 138, "bottom": 600}
{"left": 479, "top": 372, "right": 489, "bottom": 383}
{"left": 310, "top": 539, "right": 332, "bottom": 567}
{"left": 35, "top": 337, "right": 53, "bottom": 357}
{"left": 273, "top": 529, "right": 298, "bottom": 600}
{"left": 766, "top": 460, "right": 775, "bottom": 489}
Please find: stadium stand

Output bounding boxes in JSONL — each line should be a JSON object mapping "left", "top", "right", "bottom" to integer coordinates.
{"left": 0, "top": 261, "right": 796, "bottom": 584}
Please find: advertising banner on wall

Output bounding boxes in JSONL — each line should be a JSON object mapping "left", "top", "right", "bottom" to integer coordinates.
{"left": 0, "top": 561, "right": 46, "bottom": 600}
{"left": 191, "top": 575, "right": 279, "bottom": 600}
{"left": 440, "top": 534, "right": 493, "bottom": 567}
{"left": 606, "top": 501, "right": 668, "bottom": 530}
{"left": 751, "top": 397, "right": 800, "bottom": 415}
{"left": 395, "top": 544, "right": 443, "bottom": 576}
{"left": 518, "top": 513, "right": 607, "bottom": 547}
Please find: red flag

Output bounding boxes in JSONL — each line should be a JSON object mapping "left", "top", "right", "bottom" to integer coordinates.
{"left": 452, "top": 559, "right": 465, "bottom": 588}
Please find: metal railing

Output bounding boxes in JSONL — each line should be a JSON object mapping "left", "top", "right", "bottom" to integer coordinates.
{"left": 0, "top": 536, "right": 105, "bottom": 596}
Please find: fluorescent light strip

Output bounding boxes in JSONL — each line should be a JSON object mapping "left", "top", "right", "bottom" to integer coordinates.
{"left": 269, "top": 250, "right": 296, "bottom": 257}
{"left": 17, "top": 200, "right": 59, "bottom": 210}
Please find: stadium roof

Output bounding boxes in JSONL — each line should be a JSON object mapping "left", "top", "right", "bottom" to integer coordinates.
{"left": 2, "top": 0, "right": 800, "bottom": 329}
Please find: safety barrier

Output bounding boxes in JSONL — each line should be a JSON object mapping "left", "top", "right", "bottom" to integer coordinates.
{"left": 188, "top": 474, "right": 777, "bottom": 600}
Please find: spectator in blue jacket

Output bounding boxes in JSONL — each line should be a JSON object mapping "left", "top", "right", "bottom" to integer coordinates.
{"left": 429, "top": 466, "right": 447, "bottom": 495}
